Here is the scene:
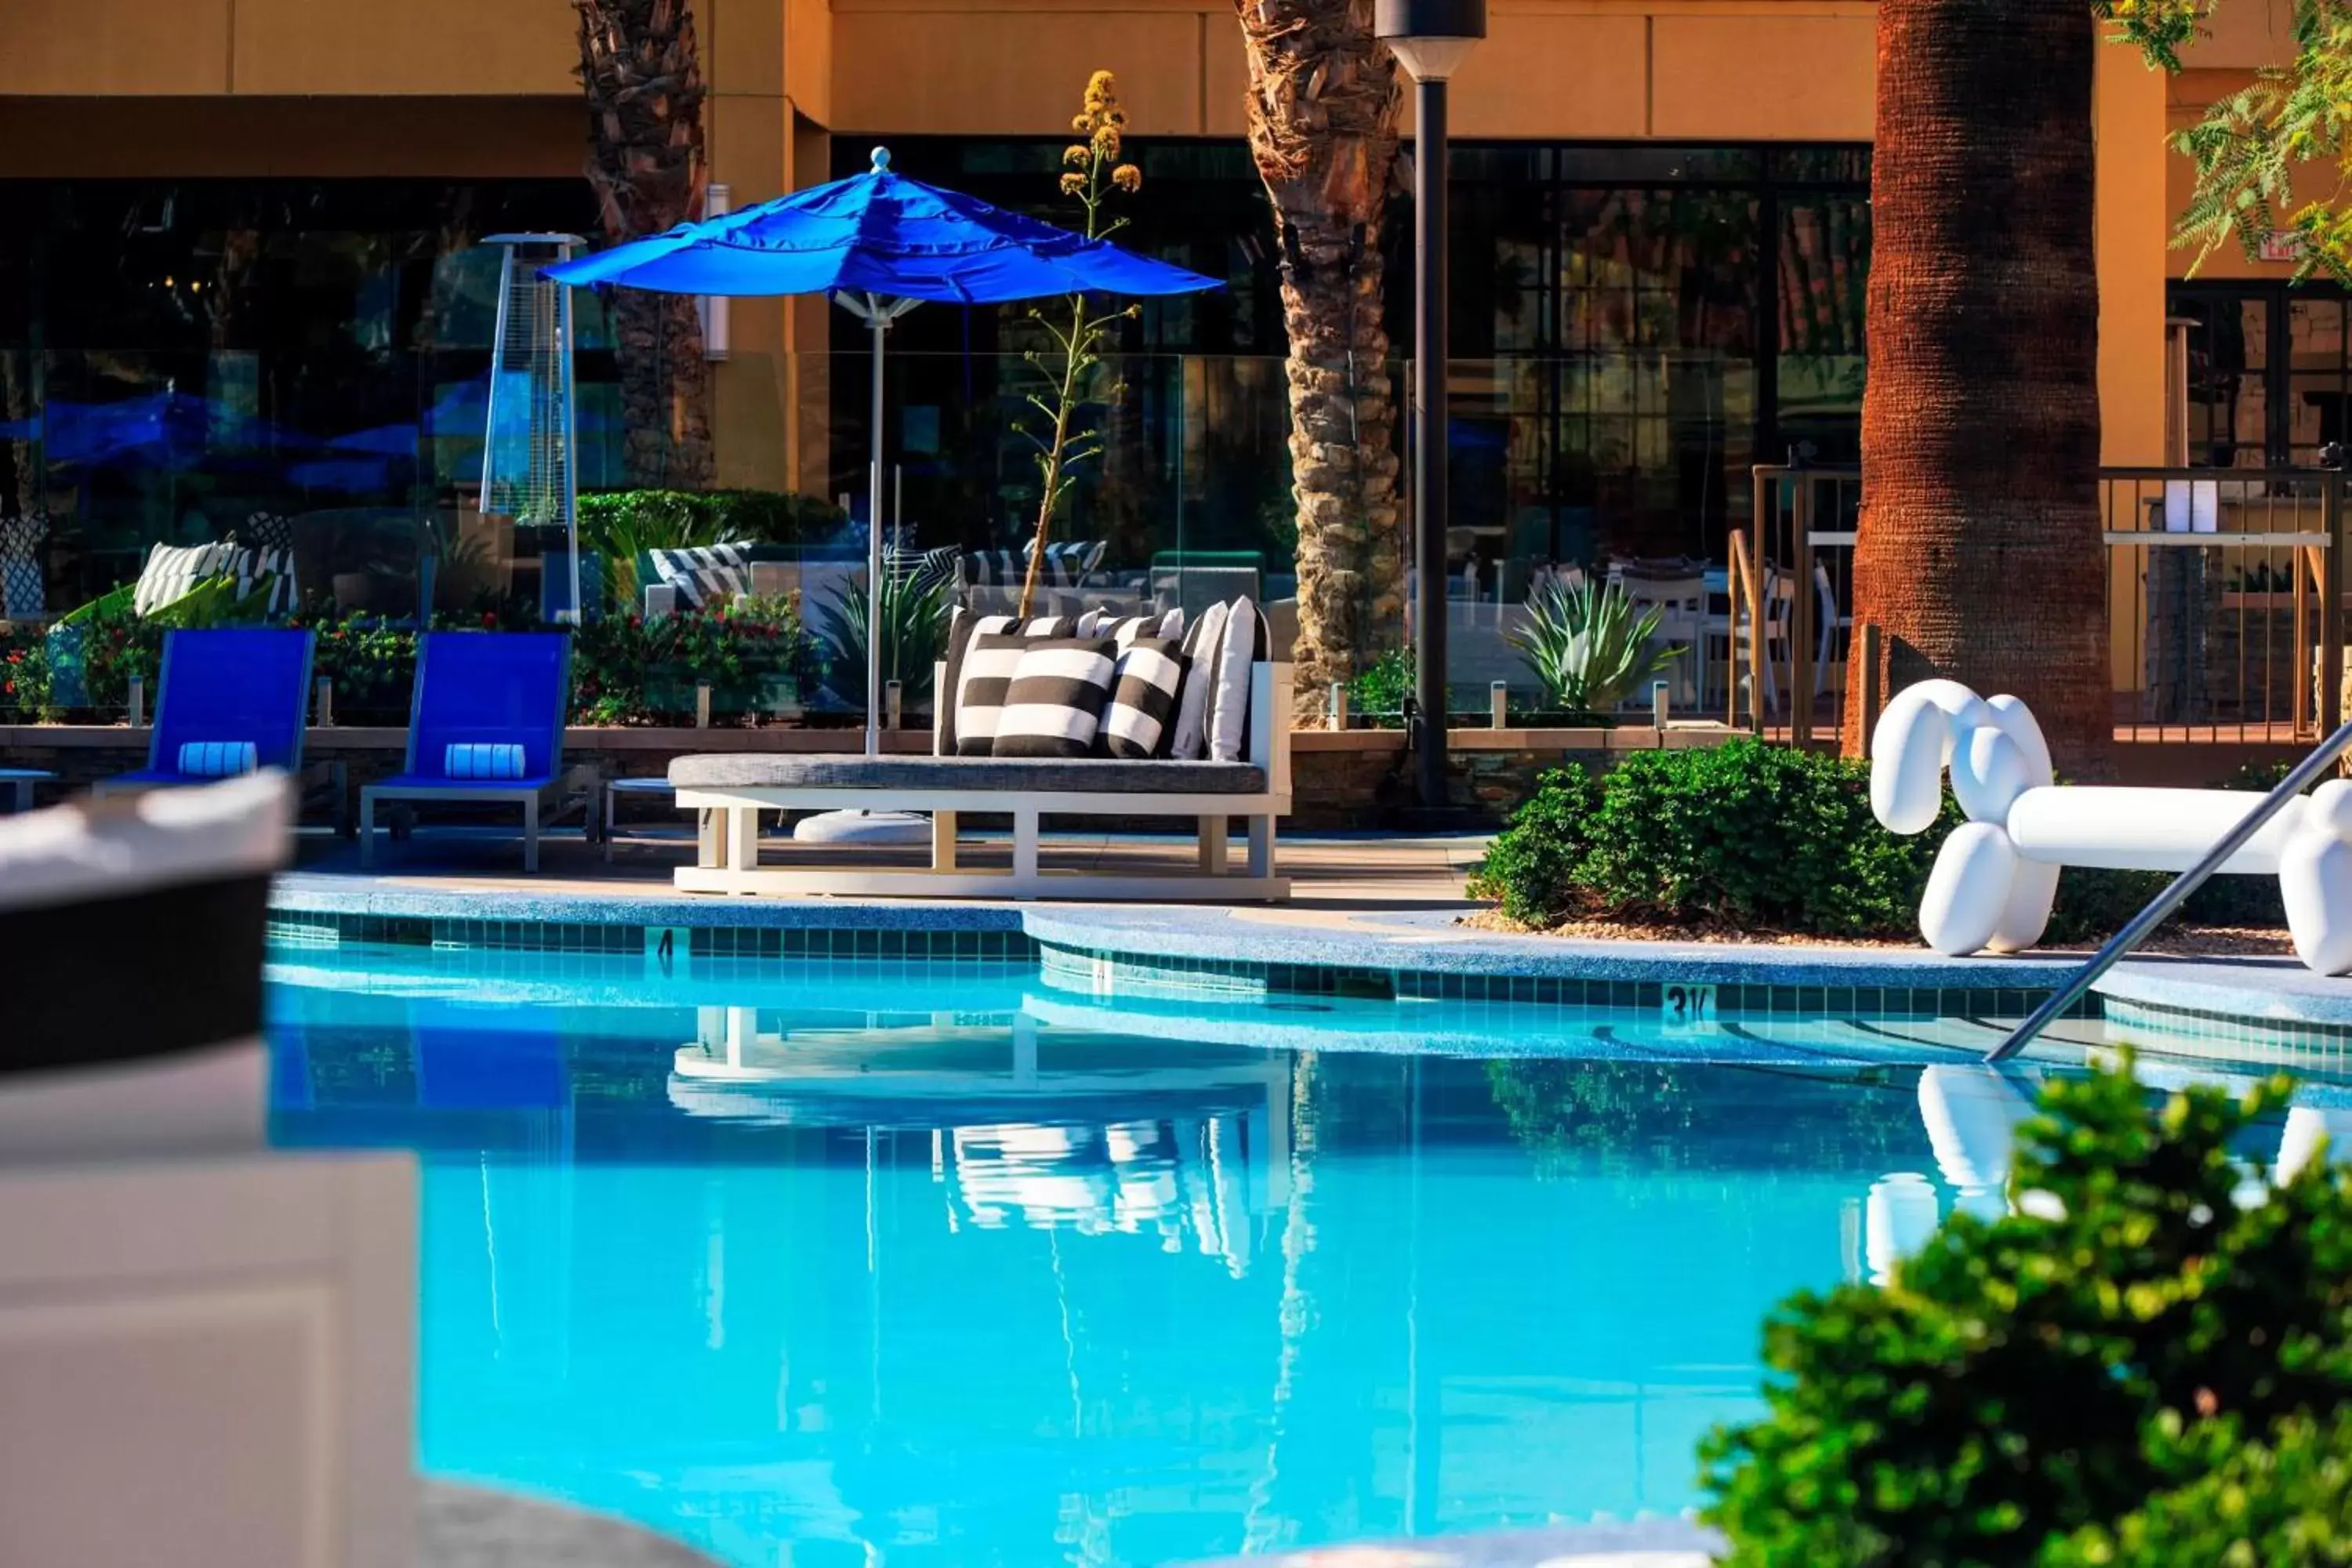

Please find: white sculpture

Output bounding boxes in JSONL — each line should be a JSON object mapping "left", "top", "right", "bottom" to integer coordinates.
{"left": 1871, "top": 678, "right": 2352, "bottom": 974}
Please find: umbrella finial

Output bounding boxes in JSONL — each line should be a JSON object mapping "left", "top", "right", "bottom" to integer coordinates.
{"left": 870, "top": 147, "right": 892, "bottom": 174}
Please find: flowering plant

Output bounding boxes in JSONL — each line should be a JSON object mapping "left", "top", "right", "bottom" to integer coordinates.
{"left": 1014, "top": 70, "right": 1147, "bottom": 617}
{"left": 572, "top": 595, "right": 821, "bottom": 724}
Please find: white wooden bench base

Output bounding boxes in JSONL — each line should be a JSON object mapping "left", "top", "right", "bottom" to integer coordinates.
{"left": 673, "top": 786, "right": 1290, "bottom": 902}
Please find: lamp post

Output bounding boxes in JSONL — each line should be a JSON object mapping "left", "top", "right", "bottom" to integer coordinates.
{"left": 1378, "top": 0, "right": 1485, "bottom": 815}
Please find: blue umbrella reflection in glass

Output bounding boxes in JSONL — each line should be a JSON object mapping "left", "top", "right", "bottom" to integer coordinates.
{"left": 0, "top": 390, "right": 306, "bottom": 471}
{"left": 543, "top": 146, "right": 1221, "bottom": 756}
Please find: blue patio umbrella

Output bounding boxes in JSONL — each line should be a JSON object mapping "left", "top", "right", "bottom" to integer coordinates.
{"left": 0, "top": 390, "right": 305, "bottom": 470}
{"left": 543, "top": 146, "right": 1220, "bottom": 756}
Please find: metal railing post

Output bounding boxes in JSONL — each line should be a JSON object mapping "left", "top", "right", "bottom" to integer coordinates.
{"left": 1792, "top": 473, "right": 1816, "bottom": 747}
{"left": 1986, "top": 713, "right": 2352, "bottom": 1062}
{"left": 2325, "top": 473, "right": 2346, "bottom": 737}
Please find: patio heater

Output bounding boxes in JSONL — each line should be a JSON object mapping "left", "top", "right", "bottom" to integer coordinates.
{"left": 481, "top": 234, "right": 585, "bottom": 625}
{"left": 1378, "top": 0, "right": 1486, "bottom": 815}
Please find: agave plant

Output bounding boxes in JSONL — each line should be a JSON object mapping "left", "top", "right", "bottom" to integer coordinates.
{"left": 821, "top": 571, "right": 952, "bottom": 711}
{"left": 1508, "top": 577, "right": 1683, "bottom": 715}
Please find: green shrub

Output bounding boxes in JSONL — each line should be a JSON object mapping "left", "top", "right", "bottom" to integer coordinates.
{"left": 1348, "top": 645, "right": 1413, "bottom": 720}
{"left": 577, "top": 488, "right": 848, "bottom": 608}
{"left": 1702, "top": 1060, "right": 2352, "bottom": 1566}
{"left": 1581, "top": 742, "right": 1947, "bottom": 935}
{"left": 2042, "top": 1409, "right": 2352, "bottom": 1566}
{"left": 1471, "top": 741, "right": 1947, "bottom": 936}
{"left": 817, "top": 570, "right": 951, "bottom": 711}
{"left": 1465, "top": 764, "right": 1601, "bottom": 924}
{"left": 301, "top": 616, "right": 418, "bottom": 719}
{"left": 1473, "top": 742, "right": 2307, "bottom": 942}
{"left": 572, "top": 598, "right": 821, "bottom": 725}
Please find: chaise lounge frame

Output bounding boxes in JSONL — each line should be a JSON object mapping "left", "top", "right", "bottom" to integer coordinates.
{"left": 671, "top": 660, "right": 1292, "bottom": 901}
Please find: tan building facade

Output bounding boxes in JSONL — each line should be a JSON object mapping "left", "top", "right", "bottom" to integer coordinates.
{"left": 1, "top": 0, "right": 2195, "bottom": 472}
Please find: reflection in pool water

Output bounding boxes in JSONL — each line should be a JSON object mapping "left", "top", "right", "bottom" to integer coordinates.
{"left": 264, "top": 949, "right": 2277, "bottom": 1567}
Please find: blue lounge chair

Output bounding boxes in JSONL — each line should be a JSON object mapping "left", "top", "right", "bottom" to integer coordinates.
{"left": 96, "top": 628, "right": 326, "bottom": 804}
{"left": 361, "top": 631, "right": 575, "bottom": 871}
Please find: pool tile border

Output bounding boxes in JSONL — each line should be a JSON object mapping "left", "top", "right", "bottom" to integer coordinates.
{"left": 270, "top": 906, "right": 1036, "bottom": 962}
{"left": 1033, "top": 941, "right": 2096, "bottom": 1020}
{"left": 269, "top": 875, "right": 2347, "bottom": 1058}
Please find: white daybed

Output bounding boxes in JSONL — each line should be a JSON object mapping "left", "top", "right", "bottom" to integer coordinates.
{"left": 669, "top": 659, "right": 1292, "bottom": 901}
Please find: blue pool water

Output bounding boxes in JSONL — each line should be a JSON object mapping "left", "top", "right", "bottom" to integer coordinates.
{"left": 266, "top": 944, "right": 1996, "bottom": 1567}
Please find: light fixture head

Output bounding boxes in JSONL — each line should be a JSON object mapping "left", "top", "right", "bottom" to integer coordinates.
{"left": 1375, "top": 0, "right": 1487, "bottom": 79}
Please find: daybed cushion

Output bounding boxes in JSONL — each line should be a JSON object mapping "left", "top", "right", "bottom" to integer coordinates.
{"left": 670, "top": 754, "right": 1268, "bottom": 795}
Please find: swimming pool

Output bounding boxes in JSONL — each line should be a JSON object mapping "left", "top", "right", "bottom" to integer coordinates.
{"left": 263, "top": 942, "right": 2049, "bottom": 1566}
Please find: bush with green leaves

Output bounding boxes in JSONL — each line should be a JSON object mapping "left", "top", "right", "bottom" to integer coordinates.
{"left": 817, "top": 571, "right": 951, "bottom": 712}
{"left": 1703, "top": 1060, "right": 2352, "bottom": 1566}
{"left": 570, "top": 597, "right": 820, "bottom": 725}
{"left": 1508, "top": 576, "right": 1682, "bottom": 714}
{"left": 576, "top": 488, "right": 848, "bottom": 608}
{"left": 1469, "top": 741, "right": 1947, "bottom": 935}
{"left": 1465, "top": 762, "right": 1602, "bottom": 924}
{"left": 1472, "top": 742, "right": 2315, "bottom": 940}
{"left": 1347, "top": 645, "right": 1414, "bottom": 721}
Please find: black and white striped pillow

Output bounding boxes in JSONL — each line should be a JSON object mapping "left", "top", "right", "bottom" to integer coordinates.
{"left": 993, "top": 638, "right": 1118, "bottom": 759}
{"left": 1036, "top": 539, "right": 1107, "bottom": 587}
{"left": 963, "top": 549, "right": 1022, "bottom": 589}
{"left": 1098, "top": 637, "right": 1185, "bottom": 760}
{"left": 1089, "top": 609, "right": 1185, "bottom": 649}
{"left": 951, "top": 621, "right": 1076, "bottom": 756}
{"left": 885, "top": 544, "right": 961, "bottom": 597}
{"left": 940, "top": 612, "right": 1073, "bottom": 754}
{"left": 650, "top": 545, "right": 750, "bottom": 609}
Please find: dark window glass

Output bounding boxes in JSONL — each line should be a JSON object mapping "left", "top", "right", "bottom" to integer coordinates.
{"left": 0, "top": 178, "right": 612, "bottom": 610}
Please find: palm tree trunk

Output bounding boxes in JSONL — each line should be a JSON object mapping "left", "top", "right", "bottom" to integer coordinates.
{"left": 1236, "top": 0, "right": 1404, "bottom": 723}
{"left": 575, "top": 0, "right": 717, "bottom": 490}
{"left": 1842, "top": 0, "right": 2108, "bottom": 774}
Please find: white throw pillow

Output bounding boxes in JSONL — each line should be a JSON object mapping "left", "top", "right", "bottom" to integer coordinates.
{"left": 1165, "top": 601, "right": 1227, "bottom": 761}
{"left": 1207, "top": 597, "right": 1265, "bottom": 763}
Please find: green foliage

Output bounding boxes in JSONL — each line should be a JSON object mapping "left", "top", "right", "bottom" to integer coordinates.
{"left": 1464, "top": 764, "right": 1602, "bottom": 923}
{"left": 1704, "top": 1059, "right": 2352, "bottom": 1566}
{"left": 0, "top": 625, "right": 49, "bottom": 720}
{"left": 576, "top": 488, "right": 847, "bottom": 608}
{"left": 2042, "top": 1408, "right": 2352, "bottom": 1566}
{"left": 571, "top": 598, "right": 820, "bottom": 725}
{"left": 1348, "top": 645, "right": 1414, "bottom": 719}
{"left": 1470, "top": 741, "right": 1949, "bottom": 936}
{"left": 2108, "top": 0, "right": 2352, "bottom": 283}
{"left": 297, "top": 615, "right": 419, "bottom": 719}
{"left": 1508, "top": 577, "right": 1682, "bottom": 714}
{"left": 818, "top": 571, "right": 951, "bottom": 711}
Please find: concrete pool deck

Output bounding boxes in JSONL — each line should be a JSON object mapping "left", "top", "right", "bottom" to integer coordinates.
{"left": 269, "top": 827, "right": 2352, "bottom": 1053}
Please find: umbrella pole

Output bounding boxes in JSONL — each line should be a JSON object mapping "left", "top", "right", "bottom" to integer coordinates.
{"left": 866, "top": 297, "right": 887, "bottom": 758}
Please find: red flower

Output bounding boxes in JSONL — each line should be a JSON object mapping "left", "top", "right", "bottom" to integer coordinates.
{"left": 480, "top": 612, "right": 498, "bottom": 630}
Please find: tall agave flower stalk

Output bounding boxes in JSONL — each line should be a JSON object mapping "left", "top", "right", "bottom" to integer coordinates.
{"left": 1014, "top": 71, "right": 1145, "bottom": 619}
